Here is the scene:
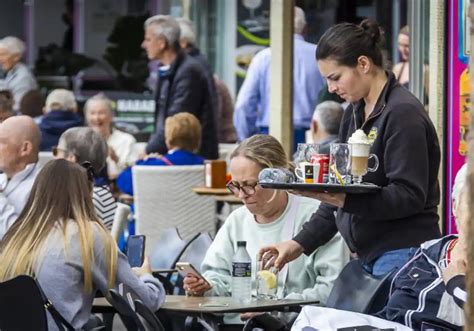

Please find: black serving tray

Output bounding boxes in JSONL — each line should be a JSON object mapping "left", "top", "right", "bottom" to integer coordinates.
{"left": 258, "top": 182, "right": 381, "bottom": 194}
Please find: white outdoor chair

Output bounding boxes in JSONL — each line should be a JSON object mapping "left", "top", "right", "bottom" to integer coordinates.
{"left": 111, "top": 202, "right": 131, "bottom": 243}
{"left": 38, "top": 151, "right": 54, "bottom": 168}
{"left": 132, "top": 165, "right": 216, "bottom": 254}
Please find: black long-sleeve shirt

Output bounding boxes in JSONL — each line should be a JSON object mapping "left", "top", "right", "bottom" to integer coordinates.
{"left": 294, "top": 73, "right": 441, "bottom": 263}
{"left": 146, "top": 50, "right": 218, "bottom": 160}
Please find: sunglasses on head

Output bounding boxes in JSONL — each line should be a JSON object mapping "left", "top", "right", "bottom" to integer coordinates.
{"left": 52, "top": 146, "right": 68, "bottom": 157}
{"left": 80, "top": 161, "right": 95, "bottom": 182}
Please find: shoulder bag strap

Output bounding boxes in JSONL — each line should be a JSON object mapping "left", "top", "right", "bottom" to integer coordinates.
{"left": 277, "top": 195, "right": 301, "bottom": 298}
{"left": 43, "top": 299, "right": 75, "bottom": 331}
{"left": 160, "top": 156, "right": 174, "bottom": 166}
{"left": 35, "top": 278, "right": 75, "bottom": 331}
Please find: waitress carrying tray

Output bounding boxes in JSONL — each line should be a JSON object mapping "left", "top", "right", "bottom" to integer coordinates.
{"left": 258, "top": 182, "right": 381, "bottom": 194}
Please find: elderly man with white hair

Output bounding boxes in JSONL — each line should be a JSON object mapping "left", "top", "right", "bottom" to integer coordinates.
{"left": 234, "top": 7, "right": 325, "bottom": 151}
{"left": 39, "top": 88, "right": 83, "bottom": 151}
{"left": 141, "top": 15, "right": 218, "bottom": 159}
{"left": 0, "top": 36, "right": 37, "bottom": 110}
{"left": 309, "top": 100, "right": 344, "bottom": 154}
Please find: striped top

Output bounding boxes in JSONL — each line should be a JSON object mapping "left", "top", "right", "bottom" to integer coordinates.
{"left": 93, "top": 186, "right": 116, "bottom": 230}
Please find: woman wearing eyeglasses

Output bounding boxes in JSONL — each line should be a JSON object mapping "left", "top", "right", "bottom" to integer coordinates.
{"left": 183, "top": 135, "right": 348, "bottom": 312}
{"left": 54, "top": 127, "right": 117, "bottom": 230}
{"left": 0, "top": 159, "right": 165, "bottom": 330}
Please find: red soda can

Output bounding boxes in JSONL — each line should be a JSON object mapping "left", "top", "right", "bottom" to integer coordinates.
{"left": 310, "top": 154, "right": 329, "bottom": 183}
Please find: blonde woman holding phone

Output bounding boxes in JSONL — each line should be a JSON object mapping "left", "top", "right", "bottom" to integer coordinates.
{"left": 0, "top": 159, "right": 165, "bottom": 330}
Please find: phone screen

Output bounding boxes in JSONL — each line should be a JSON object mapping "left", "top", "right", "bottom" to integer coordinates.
{"left": 127, "top": 235, "right": 145, "bottom": 268}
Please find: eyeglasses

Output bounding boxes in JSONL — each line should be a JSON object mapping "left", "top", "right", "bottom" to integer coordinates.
{"left": 226, "top": 180, "right": 259, "bottom": 196}
{"left": 80, "top": 161, "right": 95, "bottom": 183}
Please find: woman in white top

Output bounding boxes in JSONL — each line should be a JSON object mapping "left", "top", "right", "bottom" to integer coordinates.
{"left": 85, "top": 93, "right": 138, "bottom": 179}
{"left": 183, "top": 135, "right": 349, "bottom": 306}
{"left": 0, "top": 159, "right": 165, "bottom": 330}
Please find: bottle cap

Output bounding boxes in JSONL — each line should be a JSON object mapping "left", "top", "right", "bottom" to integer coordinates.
{"left": 237, "top": 241, "right": 247, "bottom": 247}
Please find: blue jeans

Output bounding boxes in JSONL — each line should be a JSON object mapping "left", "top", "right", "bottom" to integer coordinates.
{"left": 362, "top": 247, "right": 418, "bottom": 277}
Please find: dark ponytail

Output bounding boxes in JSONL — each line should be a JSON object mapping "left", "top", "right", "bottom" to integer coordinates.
{"left": 316, "top": 19, "right": 385, "bottom": 67}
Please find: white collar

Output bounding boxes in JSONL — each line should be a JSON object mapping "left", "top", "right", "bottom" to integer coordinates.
{"left": 0, "top": 162, "right": 38, "bottom": 195}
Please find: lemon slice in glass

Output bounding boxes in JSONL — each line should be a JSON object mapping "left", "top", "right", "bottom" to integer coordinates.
{"left": 258, "top": 270, "right": 277, "bottom": 289}
{"left": 330, "top": 164, "right": 345, "bottom": 185}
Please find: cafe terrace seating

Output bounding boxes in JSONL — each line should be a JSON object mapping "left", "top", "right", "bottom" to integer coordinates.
{"left": 132, "top": 165, "right": 215, "bottom": 254}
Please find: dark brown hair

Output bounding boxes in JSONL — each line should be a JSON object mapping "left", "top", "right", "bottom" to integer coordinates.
{"left": 0, "top": 90, "right": 14, "bottom": 113}
{"left": 316, "top": 19, "right": 385, "bottom": 67}
{"left": 19, "top": 90, "right": 44, "bottom": 118}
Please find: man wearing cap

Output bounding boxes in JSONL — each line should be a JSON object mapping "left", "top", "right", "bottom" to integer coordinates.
{"left": 39, "top": 88, "right": 83, "bottom": 151}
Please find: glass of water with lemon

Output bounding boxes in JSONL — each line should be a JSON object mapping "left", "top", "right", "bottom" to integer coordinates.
{"left": 256, "top": 253, "right": 278, "bottom": 299}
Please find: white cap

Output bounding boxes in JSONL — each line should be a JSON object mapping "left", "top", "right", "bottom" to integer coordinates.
{"left": 45, "top": 89, "right": 77, "bottom": 112}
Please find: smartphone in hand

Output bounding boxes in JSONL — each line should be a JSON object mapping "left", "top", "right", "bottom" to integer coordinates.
{"left": 127, "top": 235, "right": 146, "bottom": 268}
{"left": 176, "top": 262, "right": 211, "bottom": 287}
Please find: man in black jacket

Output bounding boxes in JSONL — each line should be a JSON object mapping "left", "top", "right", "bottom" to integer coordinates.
{"left": 142, "top": 15, "right": 218, "bottom": 159}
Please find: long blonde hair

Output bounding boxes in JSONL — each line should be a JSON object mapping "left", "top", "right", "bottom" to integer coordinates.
{"left": 0, "top": 159, "right": 118, "bottom": 293}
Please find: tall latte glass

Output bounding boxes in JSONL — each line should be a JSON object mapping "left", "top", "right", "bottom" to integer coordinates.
{"left": 348, "top": 130, "right": 379, "bottom": 184}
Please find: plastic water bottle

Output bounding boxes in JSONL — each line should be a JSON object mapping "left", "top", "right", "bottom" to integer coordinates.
{"left": 258, "top": 168, "right": 295, "bottom": 183}
{"left": 232, "top": 241, "right": 252, "bottom": 302}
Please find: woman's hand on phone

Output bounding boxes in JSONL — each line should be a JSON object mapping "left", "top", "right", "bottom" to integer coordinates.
{"left": 132, "top": 256, "right": 152, "bottom": 277}
{"left": 183, "top": 275, "right": 211, "bottom": 296}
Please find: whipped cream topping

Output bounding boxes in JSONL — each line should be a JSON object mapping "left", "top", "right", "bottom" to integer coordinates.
{"left": 348, "top": 129, "right": 370, "bottom": 145}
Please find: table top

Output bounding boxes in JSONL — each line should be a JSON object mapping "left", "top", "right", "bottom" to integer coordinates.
{"left": 213, "top": 194, "right": 242, "bottom": 204}
{"left": 161, "top": 295, "right": 318, "bottom": 313}
{"left": 193, "top": 187, "right": 242, "bottom": 204}
{"left": 93, "top": 295, "right": 318, "bottom": 314}
{"left": 192, "top": 187, "right": 230, "bottom": 195}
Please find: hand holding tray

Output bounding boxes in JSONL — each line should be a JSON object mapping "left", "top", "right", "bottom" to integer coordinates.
{"left": 258, "top": 182, "right": 381, "bottom": 194}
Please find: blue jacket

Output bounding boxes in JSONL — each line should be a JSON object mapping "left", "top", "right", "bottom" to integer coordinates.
{"left": 39, "top": 110, "right": 83, "bottom": 151}
{"left": 378, "top": 235, "right": 464, "bottom": 330}
{"left": 116, "top": 149, "right": 204, "bottom": 196}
